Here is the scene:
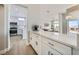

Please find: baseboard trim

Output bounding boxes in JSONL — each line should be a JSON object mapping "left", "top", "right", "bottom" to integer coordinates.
{"left": 0, "top": 47, "right": 11, "bottom": 55}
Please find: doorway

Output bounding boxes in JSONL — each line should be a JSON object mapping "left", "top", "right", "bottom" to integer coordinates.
{"left": 8, "top": 4, "right": 28, "bottom": 49}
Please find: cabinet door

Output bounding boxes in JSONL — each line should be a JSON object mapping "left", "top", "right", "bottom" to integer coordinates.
{"left": 32, "top": 34, "right": 41, "bottom": 54}
{"left": 30, "top": 33, "right": 41, "bottom": 54}
{"left": 49, "top": 48, "right": 61, "bottom": 55}
{"left": 41, "top": 43, "right": 50, "bottom": 55}
{"left": 41, "top": 43, "right": 61, "bottom": 55}
{"left": 42, "top": 36, "right": 72, "bottom": 55}
{"left": 30, "top": 37, "right": 36, "bottom": 50}
{"left": 30, "top": 33, "right": 36, "bottom": 50}
{"left": 35, "top": 37, "right": 41, "bottom": 55}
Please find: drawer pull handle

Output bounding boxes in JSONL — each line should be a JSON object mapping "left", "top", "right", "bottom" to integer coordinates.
{"left": 51, "top": 53, "right": 54, "bottom": 55}
{"left": 48, "top": 51, "right": 51, "bottom": 55}
{"left": 31, "top": 37, "right": 32, "bottom": 40}
{"left": 48, "top": 43, "right": 54, "bottom": 46}
{"left": 36, "top": 41, "right": 38, "bottom": 45}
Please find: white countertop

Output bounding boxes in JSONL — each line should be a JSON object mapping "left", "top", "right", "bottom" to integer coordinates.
{"left": 31, "top": 30, "right": 77, "bottom": 48}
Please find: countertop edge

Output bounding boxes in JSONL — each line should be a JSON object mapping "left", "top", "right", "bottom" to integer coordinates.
{"left": 31, "top": 31, "right": 78, "bottom": 49}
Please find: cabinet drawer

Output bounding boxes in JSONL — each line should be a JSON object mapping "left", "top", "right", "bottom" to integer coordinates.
{"left": 41, "top": 43, "right": 61, "bottom": 55}
{"left": 42, "top": 37, "right": 72, "bottom": 55}
{"left": 49, "top": 48, "right": 61, "bottom": 55}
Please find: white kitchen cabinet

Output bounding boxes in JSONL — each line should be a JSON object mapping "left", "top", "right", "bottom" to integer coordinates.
{"left": 49, "top": 48, "right": 61, "bottom": 55}
{"left": 30, "top": 32, "right": 41, "bottom": 54}
{"left": 41, "top": 36, "right": 72, "bottom": 55}
{"left": 30, "top": 33, "right": 36, "bottom": 50}
{"left": 34, "top": 39, "right": 41, "bottom": 54}
{"left": 41, "top": 43, "right": 61, "bottom": 55}
{"left": 35, "top": 36, "right": 41, "bottom": 54}
{"left": 41, "top": 43, "right": 50, "bottom": 55}
{"left": 30, "top": 32, "right": 72, "bottom": 55}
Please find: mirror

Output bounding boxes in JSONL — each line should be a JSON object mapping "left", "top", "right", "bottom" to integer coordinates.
{"left": 51, "top": 20, "right": 59, "bottom": 32}
{"left": 42, "top": 20, "right": 60, "bottom": 33}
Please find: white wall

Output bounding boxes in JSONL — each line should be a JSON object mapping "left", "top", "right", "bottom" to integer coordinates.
{"left": 68, "top": 10, "right": 79, "bottom": 19}
{"left": 27, "top": 4, "right": 74, "bottom": 31}
{"left": 27, "top": 4, "right": 40, "bottom": 31}
{"left": 40, "top": 4, "right": 74, "bottom": 25}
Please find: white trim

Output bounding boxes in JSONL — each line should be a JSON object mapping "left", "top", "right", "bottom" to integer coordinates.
{"left": 0, "top": 47, "right": 11, "bottom": 55}
{"left": 7, "top": 4, "right": 11, "bottom": 49}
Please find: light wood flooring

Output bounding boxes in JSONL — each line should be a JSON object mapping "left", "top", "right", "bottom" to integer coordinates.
{"left": 4, "top": 36, "right": 37, "bottom": 55}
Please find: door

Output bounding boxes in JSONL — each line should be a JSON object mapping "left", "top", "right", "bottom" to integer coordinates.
{"left": 8, "top": 5, "right": 28, "bottom": 49}
{"left": 9, "top": 4, "right": 28, "bottom": 40}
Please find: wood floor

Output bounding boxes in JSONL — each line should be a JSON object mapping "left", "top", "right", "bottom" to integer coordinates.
{"left": 4, "top": 36, "right": 37, "bottom": 55}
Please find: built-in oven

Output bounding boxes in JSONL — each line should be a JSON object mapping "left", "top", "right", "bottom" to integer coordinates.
{"left": 10, "top": 22, "right": 17, "bottom": 36}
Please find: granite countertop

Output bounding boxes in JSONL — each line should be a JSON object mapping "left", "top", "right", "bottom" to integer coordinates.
{"left": 31, "top": 30, "right": 77, "bottom": 48}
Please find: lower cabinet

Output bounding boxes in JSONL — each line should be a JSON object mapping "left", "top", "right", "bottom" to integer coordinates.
{"left": 30, "top": 33, "right": 41, "bottom": 54}
{"left": 73, "top": 48, "right": 79, "bottom": 55}
{"left": 41, "top": 43, "right": 50, "bottom": 55}
{"left": 41, "top": 43, "right": 61, "bottom": 55}
{"left": 30, "top": 32, "right": 72, "bottom": 55}
{"left": 42, "top": 37, "right": 72, "bottom": 55}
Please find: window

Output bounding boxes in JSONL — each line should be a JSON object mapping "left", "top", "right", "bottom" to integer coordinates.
{"left": 69, "top": 20, "right": 79, "bottom": 33}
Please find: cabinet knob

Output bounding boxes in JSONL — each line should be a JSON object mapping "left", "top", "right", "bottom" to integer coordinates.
{"left": 48, "top": 43, "right": 54, "bottom": 46}
{"left": 48, "top": 51, "right": 54, "bottom": 55}
{"left": 31, "top": 37, "right": 32, "bottom": 40}
{"left": 48, "top": 51, "right": 51, "bottom": 55}
{"left": 51, "top": 53, "right": 54, "bottom": 55}
{"left": 36, "top": 41, "right": 38, "bottom": 45}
